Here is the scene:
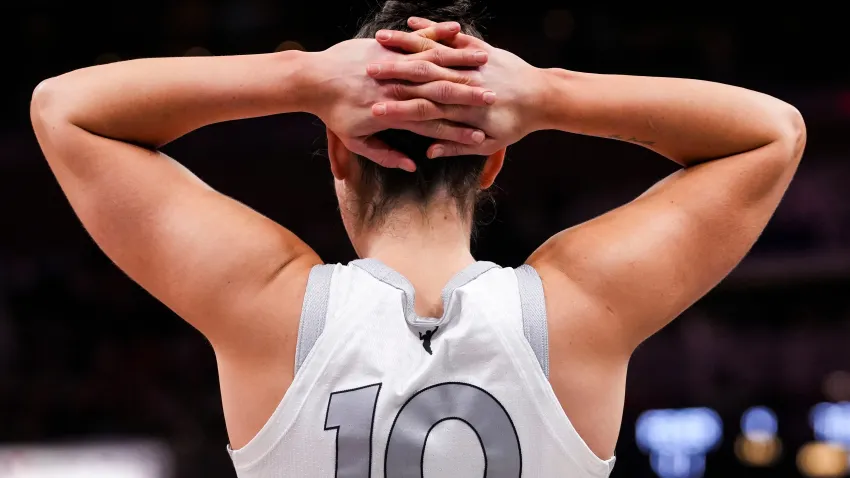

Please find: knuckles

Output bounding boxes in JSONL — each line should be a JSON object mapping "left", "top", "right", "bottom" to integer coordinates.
{"left": 412, "top": 62, "right": 432, "bottom": 79}
{"left": 436, "top": 83, "right": 455, "bottom": 102}
{"left": 385, "top": 83, "right": 408, "bottom": 101}
{"left": 416, "top": 100, "right": 431, "bottom": 119}
{"left": 431, "top": 120, "right": 446, "bottom": 138}
{"left": 429, "top": 49, "right": 446, "bottom": 66}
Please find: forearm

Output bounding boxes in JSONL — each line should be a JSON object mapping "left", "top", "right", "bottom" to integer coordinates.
{"left": 32, "top": 50, "right": 315, "bottom": 148}
{"left": 536, "top": 69, "right": 802, "bottom": 166}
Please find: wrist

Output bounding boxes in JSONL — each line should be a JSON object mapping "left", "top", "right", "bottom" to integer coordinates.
{"left": 286, "top": 49, "right": 340, "bottom": 119}
{"left": 274, "top": 49, "right": 328, "bottom": 115}
{"left": 529, "top": 67, "right": 576, "bottom": 132}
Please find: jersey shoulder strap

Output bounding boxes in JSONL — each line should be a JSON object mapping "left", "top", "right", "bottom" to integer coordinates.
{"left": 294, "top": 264, "right": 336, "bottom": 374}
{"left": 515, "top": 264, "right": 550, "bottom": 378}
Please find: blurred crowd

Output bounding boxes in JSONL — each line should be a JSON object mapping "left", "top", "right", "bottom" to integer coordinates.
{"left": 0, "top": 251, "right": 230, "bottom": 476}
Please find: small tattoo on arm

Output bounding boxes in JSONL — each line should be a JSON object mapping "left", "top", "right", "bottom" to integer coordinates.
{"left": 608, "top": 134, "right": 656, "bottom": 146}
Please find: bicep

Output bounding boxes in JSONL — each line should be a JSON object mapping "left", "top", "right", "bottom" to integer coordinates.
{"left": 530, "top": 138, "right": 803, "bottom": 351}
{"left": 36, "top": 120, "right": 319, "bottom": 346}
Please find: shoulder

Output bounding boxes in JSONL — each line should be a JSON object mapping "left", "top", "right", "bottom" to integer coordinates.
{"left": 526, "top": 258, "right": 632, "bottom": 358}
{"left": 216, "top": 254, "right": 321, "bottom": 362}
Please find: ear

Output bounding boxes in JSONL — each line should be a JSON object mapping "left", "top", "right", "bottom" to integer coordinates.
{"left": 479, "top": 148, "right": 506, "bottom": 190}
{"left": 326, "top": 129, "right": 353, "bottom": 181}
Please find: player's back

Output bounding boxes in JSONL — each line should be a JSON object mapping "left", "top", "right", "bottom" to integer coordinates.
{"left": 228, "top": 259, "right": 615, "bottom": 477}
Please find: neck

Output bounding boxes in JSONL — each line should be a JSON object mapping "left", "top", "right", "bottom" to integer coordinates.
{"left": 357, "top": 203, "right": 475, "bottom": 317}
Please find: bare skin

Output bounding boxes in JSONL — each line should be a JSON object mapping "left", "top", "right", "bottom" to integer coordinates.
{"left": 30, "top": 16, "right": 805, "bottom": 461}
{"left": 30, "top": 22, "right": 492, "bottom": 449}
{"left": 373, "top": 18, "right": 806, "bottom": 458}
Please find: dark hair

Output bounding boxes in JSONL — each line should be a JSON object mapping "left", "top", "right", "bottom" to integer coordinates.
{"left": 352, "top": 0, "right": 490, "bottom": 226}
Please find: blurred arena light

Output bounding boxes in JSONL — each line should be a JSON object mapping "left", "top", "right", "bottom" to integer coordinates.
{"left": 797, "top": 442, "right": 849, "bottom": 478}
{"left": 741, "top": 406, "right": 778, "bottom": 438}
{"left": 275, "top": 41, "right": 305, "bottom": 52}
{"left": 811, "top": 402, "right": 850, "bottom": 448}
{"left": 636, "top": 407, "right": 723, "bottom": 478}
{"left": 0, "top": 442, "right": 172, "bottom": 478}
{"left": 735, "top": 406, "right": 782, "bottom": 467}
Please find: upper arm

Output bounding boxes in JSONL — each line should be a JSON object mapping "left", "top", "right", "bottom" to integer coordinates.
{"left": 32, "top": 103, "right": 319, "bottom": 351}
{"left": 529, "top": 124, "right": 806, "bottom": 353}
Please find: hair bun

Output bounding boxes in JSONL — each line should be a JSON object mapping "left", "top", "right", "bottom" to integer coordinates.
{"left": 356, "top": 0, "right": 484, "bottom": 43}
{"left": 379, "top": 0, "right": 474, "bottom": 23}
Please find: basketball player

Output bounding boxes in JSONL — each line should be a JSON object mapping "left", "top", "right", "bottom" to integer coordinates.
{"left": 30, "top": 1, "right": 805, "bottom": 476}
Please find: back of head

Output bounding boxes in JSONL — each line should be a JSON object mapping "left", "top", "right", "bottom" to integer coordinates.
{"left": 353, "top": 0, "right": 489, "bottom": 225}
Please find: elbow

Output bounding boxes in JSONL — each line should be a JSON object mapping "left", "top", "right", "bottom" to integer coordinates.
{"left": 31, "top": 77, "right": 93, "bottom": 172}
{"left": 30, "top": 77, "right": 68, "bottom": 131}
{"left": 775, "top": 102, "right": 807, "bottom": 165}
{"left": 749, "top": 103, "right": 806, "bottom": 198}
{"left": 31, "top": 77, "right": 82, "bottom": 157}
{"left": 31, "top": 78, "right": 55, "bottom": 124}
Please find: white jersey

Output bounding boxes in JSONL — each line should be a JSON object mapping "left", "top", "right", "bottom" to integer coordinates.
{"left": 228, "top": 259, "right": 616, "bottom": 477}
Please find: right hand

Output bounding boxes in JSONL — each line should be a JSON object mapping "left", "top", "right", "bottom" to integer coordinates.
{"left": 307, "top": 21, "right": 497, "bottom": 171}
{"left": 368, "top": 17, "right": 549, "bottom": 158}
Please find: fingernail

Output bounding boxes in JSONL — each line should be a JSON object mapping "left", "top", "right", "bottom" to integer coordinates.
{"left": 409, "top": 17, "right": 421, "bottom": 25}
{"left": 448, "top": 22, "right": 460, "bottom": 32}
{"left": 474, "top": 51, "right": 487, "bottom": 64}
{"left": 373, "top": 103, "right": 387, "bottom": 116}
{"left": 401, "top": 160, "right": 416, "bottom": 172}
{"left": 483, "top": 91, "right": 496, "bottom": 104}
{"left": 377, "top": 31, "right": 391, "bottom": 41}
{"left": 367, "top": 64, "right": 381, "bottom": 76}
{"left": 430, "top": 146, "right": 445, "bottom": 159}
{"left": 472, "top": 131, "right": 485, "bottom": 144}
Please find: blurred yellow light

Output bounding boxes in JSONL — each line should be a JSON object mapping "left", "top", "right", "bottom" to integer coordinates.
{"left": 184, "top": 46, "right": 212, "bottom": 57}
{"left": 735, "top": 434, "right": 782, "bottom": 467}
{"left": 276, "top": 41, "right": 305, "bottom": 52}
{"left": 543, "top": 9, "right": 575, "bottom": 42}
{"left": 797, "top": 442, "right": 849, "bottom": 477}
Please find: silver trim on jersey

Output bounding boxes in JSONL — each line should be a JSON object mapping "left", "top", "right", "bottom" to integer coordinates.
{"left": 294, "top": 264, "right": 336, "bottom": 375}
{"left": 350, "top": 259, "right": 499, "bottom": 330}
{"left": 515, "top": 265, "right": 550, "bottom": 378}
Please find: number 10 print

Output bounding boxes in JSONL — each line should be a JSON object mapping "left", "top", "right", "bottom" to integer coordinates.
{"left": 325, "top": 382, "right": 522, "bottom": 477}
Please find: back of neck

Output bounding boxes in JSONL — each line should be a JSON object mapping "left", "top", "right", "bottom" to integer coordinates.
{"left": 359, "top": 205, "right": 475, "bottom": 318}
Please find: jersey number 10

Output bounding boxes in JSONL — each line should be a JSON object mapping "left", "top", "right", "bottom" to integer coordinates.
{"left": 325, "top": 381, "right": 522, "bottom": 477}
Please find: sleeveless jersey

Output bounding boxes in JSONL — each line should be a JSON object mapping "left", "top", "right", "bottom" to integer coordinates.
{"left": 228, "top": 259, "right": 616, "bottom": 477}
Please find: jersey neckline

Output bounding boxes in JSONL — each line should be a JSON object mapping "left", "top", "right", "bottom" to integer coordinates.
{"left": 350, "top": 258, "right": 499, "bottom": 330}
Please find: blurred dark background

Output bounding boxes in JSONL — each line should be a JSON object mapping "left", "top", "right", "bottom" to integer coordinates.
{"left": 2, "top": 1, "right": 849, "bottom": 477}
